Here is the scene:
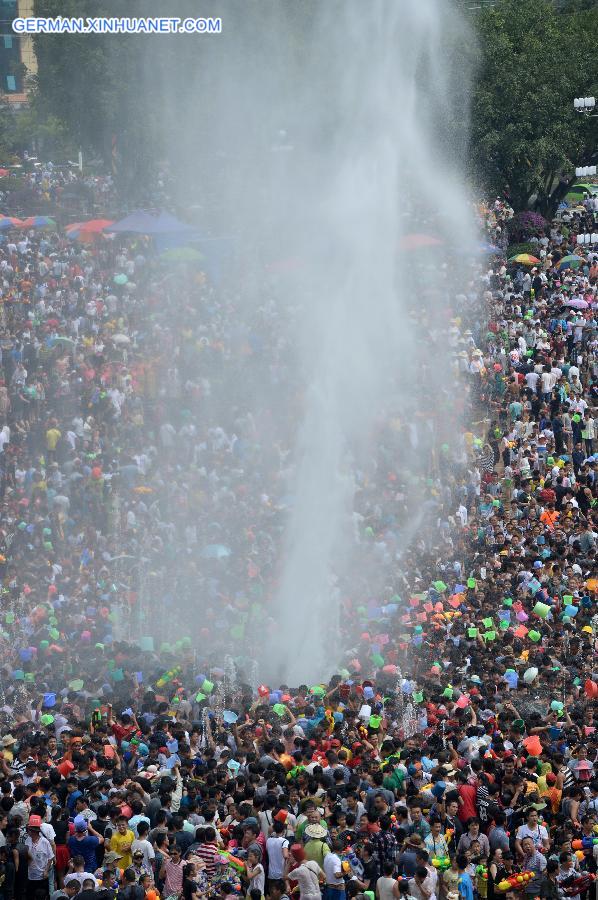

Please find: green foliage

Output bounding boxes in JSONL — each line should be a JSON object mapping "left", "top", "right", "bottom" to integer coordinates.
{"left": 471, "top": 0, "right": 598, "bottom": 213}
{"left": 26, "top": 0, "right": 598, "bottom": 214}
{"left": 506, "top": 241, "right": 537, "bottom": 255}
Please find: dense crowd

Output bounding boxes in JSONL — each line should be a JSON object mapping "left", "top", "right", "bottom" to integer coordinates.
{"left": 0, "top": 187, "right": 592, "bottom": 900}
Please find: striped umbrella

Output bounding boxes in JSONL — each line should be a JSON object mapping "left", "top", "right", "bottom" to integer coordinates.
{"left": 20, "top": 216, "right": 56, "bottom": 229}
{"left": 557, "top": 254, "right": 584, "bottom": 271}
{"left": 66, "top": 219, "right": 114, "bottom": 240}
{"left": 508, "top": 253, "right": 540, "bottom": 265}
{"left": 0, "top": 216, "right": 23, "bottom": 230}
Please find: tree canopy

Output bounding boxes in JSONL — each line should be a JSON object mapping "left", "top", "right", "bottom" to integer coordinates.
{"left": 470, "top": 0, "right": 598, "bottom": 212}
{"left": 27, "top": 0, "right": 598, "bottom": 212}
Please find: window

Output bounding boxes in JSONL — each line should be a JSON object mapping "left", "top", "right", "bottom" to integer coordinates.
{"left": 3, "top": 36, "right": 11, "bottom": 49}
{"left": 6, "top": 74, "right": 15, "bottom": 91}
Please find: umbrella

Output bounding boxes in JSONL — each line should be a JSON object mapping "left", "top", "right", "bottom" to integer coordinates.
{"left": 113, "top": 274, "right": 128, "bottom": 285}
{"left": 558, "top": 254, "right": 584, "bottom": 271}
{"left": 478, "top": 242, "right": 502, "bottom": 254}
{"left": 201, "top": 544, "right": 231, "bottom": 559}
{"left": 112, "top": 334, "right": 131, "bottom": 345}
{"left": 19, "top": 216, "right": 55, "bottom": 229}
{"left": 159, "top": 246, "right": 203, "bottom": 263}
{"left": 50, "top": 336, "right": 76, "bottom": 348}
{"left": 399, "top": 233, "right": 444, "bottom": 250}
{"left": 0, "top": 217, "right": 22, "bottom": 230}
{"left": 565, "top": 298, "right": 589, "bottom": 309}
{"left": 508, "top": 253, "right": 540, "bottom": 265}
{"left": 66, "top": 219, "right": 114, "bottom": 240}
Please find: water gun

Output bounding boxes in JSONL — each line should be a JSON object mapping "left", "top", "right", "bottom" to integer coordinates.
{"left": 286, "top": 764, "right": 306, "bottom": 781}
{"left": 431, "top": 857, "right": 451, "bottom": 871}
{"left": 218, "top": 851, "right": 246, "bottom": 874}
{"left": 341, "top": 850, "right": 364, "bottom": 878}
{"left": 156, "top": 665, "right": 181, "bottom": 688}
{"left": 476, "top": 865, "right": 488, "bottom": 880}
{"left": 496, "top": 872, "right": 534, "bottom": 891}
{"left": 572, "top": 837, "right": 598, "bottom": 851}
{"left": 560, "top": 873, "right": 596, "bottom": 896}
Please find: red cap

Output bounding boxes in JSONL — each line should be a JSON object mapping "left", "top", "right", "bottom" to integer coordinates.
{"left": 28, "top": 815, "right": 42, "bottom": 828}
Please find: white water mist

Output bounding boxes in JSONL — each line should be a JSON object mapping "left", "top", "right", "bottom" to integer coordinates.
{"left": 265, "top": 0, "right": 477, "bottom": 683}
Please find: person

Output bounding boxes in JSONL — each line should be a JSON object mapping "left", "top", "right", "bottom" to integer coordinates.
{"left": 181, "top": 863, "right": 202, "bottom": 900}
{"left": 67, "top": 817, "right": 103, "bottom": 874}
{"left": 266, "top": 819, "right": 289, "bottom": 882}
{"left": 520, "top": 837, "right": 547, "bottom": 899}
{"left": 25, "top": 815, "right": 54, "bottom": 900}
{"left": 538, "top": 859, "right": 559, "bottom": 900}
{"left": 108, "top": 818, "right": 135, "bottom": 871}
{"left": 131, "top": 824, "right": 155, "bottom": 874}
{"left": 515, "top": 808, "right": 550, "bottom": 856}
{"left": 287, "top": 844, "right": 323, "bottom": 900}
{"left": 0, "top": 842, "right": 18, "bottom": 900}
{"left": 160, "top": 844, "right": 185, "bottom": 899}
{"left": 456, "top": 855, "right": 473, "bottom": 900}
{"left": 304, "top": 824, "right": 329, "bottom": 868}
{"left": 269, "top": 879, "right": 291, "bottom": 900}
{"left": 322, "top": 838, "right": 346, "bottom": 900}
{"left": 409, "top": 865, "right": 436, "bottom": 900}
{"left": 51, "top": 878, "right": 81, "bottom": 900}
{"left": 377, "top": 861, "right": 400, "bottom": 900}
{"left": 120, "top": 868, "right": 145, "bottom": 900}
{"left": 245, "top": 848, "right": 265, "bottom": 897}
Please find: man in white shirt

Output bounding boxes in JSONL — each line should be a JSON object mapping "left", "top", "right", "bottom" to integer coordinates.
{"left": 323, "top": 839, "right": 345, "bottom": 898}
{"left": 25, "top": 815, "right": 54, "bottom": 896}
{"left": 514, "top": 808, "right": 550, "bottom": 855}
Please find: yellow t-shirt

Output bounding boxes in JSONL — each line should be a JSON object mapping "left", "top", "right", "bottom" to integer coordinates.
{"left": 46, "top": 428, "right": 61, "bottom": 450}
{"left": 109, "top": 829, "right": 135, "bottom": 868}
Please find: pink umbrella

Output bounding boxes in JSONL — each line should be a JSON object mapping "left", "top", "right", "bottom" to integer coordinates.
{"left": 566, "top": 298, "right": 589, "bottom": 309}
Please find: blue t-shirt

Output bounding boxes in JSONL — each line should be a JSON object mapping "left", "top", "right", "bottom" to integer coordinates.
{"left": 458, "top": 873, "right": 474, "bottom": 900}
{"left": 67, "top": 834, "right": 100, "bottom": 871}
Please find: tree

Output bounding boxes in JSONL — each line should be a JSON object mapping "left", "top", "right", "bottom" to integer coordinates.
{"left": 470, "top": 0, "right": 598, "bottom": 213}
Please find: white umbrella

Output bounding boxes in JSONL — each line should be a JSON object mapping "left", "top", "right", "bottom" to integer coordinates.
{"left": 112, "top": 334, "right": 131, "bottom": 345}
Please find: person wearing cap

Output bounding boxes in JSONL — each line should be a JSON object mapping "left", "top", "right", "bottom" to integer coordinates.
{"left": 25, "top": 814, "right": 54, "bottom": 900}
{"left": 67, "top": 816, "right": 104, "bottom": 874}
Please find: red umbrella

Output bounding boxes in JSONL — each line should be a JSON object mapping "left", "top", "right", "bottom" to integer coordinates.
{"left": 78, "top": 219, "right": 114, "bottom": 233}
{"left": 399, "top": 233, "right": 444, "bottom": 250}
{"left": 66, "top": 219, "right": 114, "bottom": 241}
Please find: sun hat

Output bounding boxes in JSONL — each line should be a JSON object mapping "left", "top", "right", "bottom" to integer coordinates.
{"left": 1, "top": 735, "right": 16, "bottom": 747}
{"left": 305, "top": 823, "right": 328, "bottom": 839}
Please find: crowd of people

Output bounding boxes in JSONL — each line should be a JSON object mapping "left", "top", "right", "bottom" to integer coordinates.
{"left": 0, "top": 183, "right": 592, "bottom": 900}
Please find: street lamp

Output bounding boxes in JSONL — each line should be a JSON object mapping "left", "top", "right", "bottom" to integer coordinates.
{"left": 576, "top": 233, "right": 598, "bottom": 245}
{"left": 574, "top": 97, "right": 597, "bottom": 116}
{"left": 575, "top": 166, "right": 597, "bottom": 177}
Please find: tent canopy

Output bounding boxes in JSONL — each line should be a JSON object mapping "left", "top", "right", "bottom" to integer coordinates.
{"left": 106, "top": 210, "right": 195, "bottom": 235}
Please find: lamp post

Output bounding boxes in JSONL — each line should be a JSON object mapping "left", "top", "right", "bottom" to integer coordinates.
{"left": 574, "top": 97, "right": 598, "bottom": 117}
{"left": 576, "top": 233, "right": 598, "bottom": 246}
{"left": 575, "top": 166, "right": 597, "bottom": 178}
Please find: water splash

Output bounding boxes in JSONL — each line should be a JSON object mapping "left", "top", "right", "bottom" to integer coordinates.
{"left": 265, "top": 0, "right": 476, "bottom": 683}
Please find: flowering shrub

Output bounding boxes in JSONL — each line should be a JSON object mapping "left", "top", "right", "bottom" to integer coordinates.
{"left": 509, "top": 211, "right": 547, "bottom": 241}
